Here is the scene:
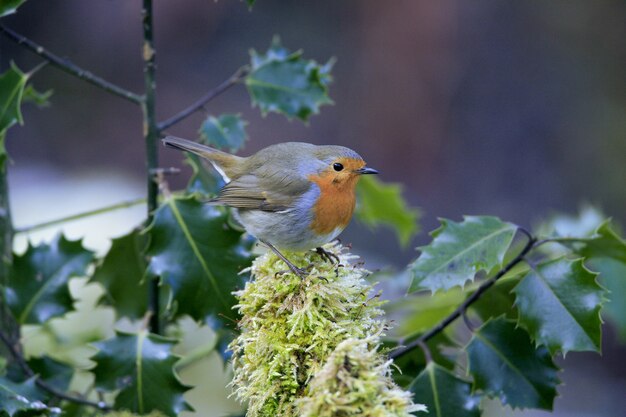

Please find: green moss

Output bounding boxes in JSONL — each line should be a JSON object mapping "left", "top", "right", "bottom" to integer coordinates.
{"left": 229, "top": 243, "right": 424, "bottom": 417}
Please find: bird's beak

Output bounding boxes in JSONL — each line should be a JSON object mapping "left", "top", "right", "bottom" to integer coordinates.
{"left": 354, "top": 167, "right": 379, "bottom": 175}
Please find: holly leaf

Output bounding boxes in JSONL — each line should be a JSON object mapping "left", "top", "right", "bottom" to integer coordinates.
{"left": 587, "top": 257, "right": 626, "bottom": 342}
{"left": 408, "top": 216, "right": 517, "bottom": 293}
{"left": 146, "top": 195, "right": 253, "bottom": 321}
{"left": 409, "top": 363, "right": 480, "bottom": 417}
{"left": 355, "top": 175, "right": 421, "bottom": 247}
{"left": 0, "top": 0, "right": 26, "bottom": 18}
{"left": 466, "top": 317, "right": 560, "bottom": 410}
{"left": 0, "top": 63, "right": 28, "bottom": 133}
{"left": 246, "top": 36, "right": 333, "bottom": 121}
{"left": 470, "top": 277, "right": 519, "bottom": 320}
{"left": 22, "top": 85, "right": 52, "bottom": 108}
{"left": 92, "top": 330, "right": 191, "bottom": 417}
{"left": 577, "top": 220, "right": 626, "bottom": 264}
{"left": 27, "top": 356, "right": 74, "bottom": 392}
{"left": 199, "top": 114, "right": 248, "bottom": 153}
{"left": 0, "top": 376, "right": 49, "bottom": 417}
{"left": 91, "top": 230, "right": 148, "bottom": 319}
{"left": 5, "top": 235, "right": 94, "bottom": 324}
{"left": 513, "top": 258, "right": 604, "bottom": 355}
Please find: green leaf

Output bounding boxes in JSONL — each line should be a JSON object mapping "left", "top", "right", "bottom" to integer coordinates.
{"left": 5, "top": 234, "right": 94, "bottom": 324}
{"left": 466, "top": 317, "right": 560, "bottom": 410}
{"left": 587, "top": 257, "right": 626, "bottom": 341}
{"left": 355, "top": 175, "right": 421, "bottom": 247}
{"left": 146, "top": 195, "right": 253, "bottom": 321}
{"left": 409, "top": 363, "right": 479, "bottom": 417}
{"left": 246, "top": 36, "right": 333, "bottom": 121}
{"left": 513, "top": 258, "right": 604, "bottom": 355}
{"left": 408, "top": 216, "right": 517, "bottom": 293}
{"left": 91, "top": 230, "right": 148, "bottom": 319}
{"left": 198, "top": 114, "right": 248, "bottom": 153}
{"left": 22, "top": 85, "right": 52, "bottom": 108}
{"left": 27, "top": 356, "right": 74, "bottom": 392}
{"left": 0, "top": 0, "right": 26, "bottom": 18}
{"left": 470, "top": 277, "right": 519, "bottom": 320}
{"left": 0, "top": 63, "right": 28, "bottom": 133}
{"left": 0, "top": 376, "right": 49, "bottom": 417}
{"left": 577, "top": 220, "right": 626, "bottom": 264}
{"left": 92, "top": 330, "right": 191, "bottom": 417}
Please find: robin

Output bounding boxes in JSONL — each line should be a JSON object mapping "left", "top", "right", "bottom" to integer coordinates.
{"left": 162, "top": 136, "right": 378, "bottom": 277}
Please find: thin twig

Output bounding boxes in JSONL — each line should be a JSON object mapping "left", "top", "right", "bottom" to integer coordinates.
{"left": 14, "top": 197, "right": 146, "bottom": 234}
{"left": 157, "top": 66, "right": 248, "bottom": 131}
{"left": 0, "top": 331, "right": 110, "bottom": 410}
{"left": 390, "top": 230, "right": 537, "bottom": 360}
{"left": 0, "top": 25, "right": 144, "bottom": 105}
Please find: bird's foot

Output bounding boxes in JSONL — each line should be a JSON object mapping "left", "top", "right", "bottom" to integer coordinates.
{"left": 315, "top": 247, "right": 340, "bottom": 264}
{"left": 275, "top": 263, "right": 313, "bottom": 279}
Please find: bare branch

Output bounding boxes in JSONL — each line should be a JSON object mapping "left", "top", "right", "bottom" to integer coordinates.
{"left": 390, "top": 230, "right": 537, "bottom": 360}
{"left": 0, "top": 25, "right": 144, "bottom": 105}
{"left": 157, "top": 66, "right": 248, "bottom": 132}
{"left": 0, "top": 331, "right": 111, "bottom": 411}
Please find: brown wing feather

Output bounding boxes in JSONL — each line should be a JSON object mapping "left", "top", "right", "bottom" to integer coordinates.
{"left": 215, "top": 172, "right": 311, "bottom": 212}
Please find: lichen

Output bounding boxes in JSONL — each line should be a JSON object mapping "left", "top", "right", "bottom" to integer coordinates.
{"left": 229, "top": 242, "right": 424, "bottom": 417}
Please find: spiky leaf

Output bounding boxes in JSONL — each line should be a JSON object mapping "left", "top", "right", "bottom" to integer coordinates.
{"left": 5, "top": 235, "right": 94, "bottom": 324}
{"left": 408, "top": 216, "right": 517, "bottom": 293}
{"left": 513, "top": 258, "right": 604, "bottom": 354}
{"left": 409, "top": 363, "right": 479, "bottom": 417}
{"left": 0, "top": 0, "right": 26, "bottom": 18}
{"left": 22, "top": 85, "right": 52, "bottom": 108}
{"left": 146, "top": 195, "right": 253, "bottom": 321}
{"left": 0, "top": 63, "right": 28, "bottom": 133}
{"left": 577, "top": 220, "right": 626, "bottom": 263}
{"left": 28, "top": 356, "right": 74, "bottom": 392}
{"left": 0, "top": 376, "right": 49, "bottom": 417}
{"left": 91, "top": 230, "right": 148, "bottom": 319}
{"left": 92, "top": 330, "right": 191, "bottom": 417}
{"left": 199, "top": 113, "right": 248, "bottom": 153}
{"left": 587, "top": 257, "right": 626, "bottom": 341}
{"left": 246, "top": 37, "right": 333, "bottom": 121}
{"left": 355, "top": 175, "right": 421, "bottom": 247}
{"left": 466, "top": 317, "right": 560, "bottom": 410}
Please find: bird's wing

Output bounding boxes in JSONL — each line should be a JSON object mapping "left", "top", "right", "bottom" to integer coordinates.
{"left": 215, "top": 171, "right": 312, "bottom": 212}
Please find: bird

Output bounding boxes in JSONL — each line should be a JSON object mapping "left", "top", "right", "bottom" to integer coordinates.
{"left": 162, "top": 136, "right": 378, "bottom": 278}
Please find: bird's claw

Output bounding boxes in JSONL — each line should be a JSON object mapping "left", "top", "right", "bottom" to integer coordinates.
{"left": 315, "top": 247, "right": 340, "bottom": 264}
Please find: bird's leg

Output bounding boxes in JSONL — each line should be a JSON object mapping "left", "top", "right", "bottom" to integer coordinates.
{"left": 260, "top": 240, "right": 309, "bottom": 279}
{"left": 315, "top": 247, "right": 340, "bottom": 264}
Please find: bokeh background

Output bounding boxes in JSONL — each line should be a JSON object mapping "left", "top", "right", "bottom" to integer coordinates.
{"left": 1, "top": 1, "right": 625, "bottom": 416}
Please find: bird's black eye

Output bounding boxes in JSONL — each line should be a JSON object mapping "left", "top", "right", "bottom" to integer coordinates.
{"left": 333, "top": 162, "right": 344, "bottom": 172}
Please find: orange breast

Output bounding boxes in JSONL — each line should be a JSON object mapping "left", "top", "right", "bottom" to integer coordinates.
{"left": 308, "top": 172, "right": 359, "bottom": 235}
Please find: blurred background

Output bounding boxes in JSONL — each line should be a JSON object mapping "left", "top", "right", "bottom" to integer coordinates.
{"left": 1, "top": 1, "right": 625, "bottom": 416}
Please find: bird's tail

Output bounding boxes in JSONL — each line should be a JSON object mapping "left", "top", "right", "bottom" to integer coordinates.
{"left": 162, "top": 136, "right": 243, "bottom": 181}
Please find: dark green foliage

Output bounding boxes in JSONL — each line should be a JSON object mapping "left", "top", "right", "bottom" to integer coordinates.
{"left": 466, "top": 317, "right": 560, "bottom": 410}
{"left": 409, "top": 363, "right": 480, "bottom": 417}
{"left": 198, "top": 114, "right": 248, "bottom": 153}
{"left": 0, "top": 63, "right": 28, "bottom": 133}
{"left": 91, "top": 230, "right": 148, "bottom": 319}
{"left": 0, "top": 376, "right": 50, "bottom": 417}
{"left": 409, "top": 216, "right": 517, "bottom": 293}
{"left": 146, "top": 195, "right": 253, "bottom": 321}
{"left": 246, "top": 37, "right": 333, "bottom": 121}
{"left": 514, "top": 257, "right": 605, "bottom": 354}
{"left": 92, "top": 331, "right": 191, "bottom": 417}
{"left": 5, "top": 235, "right": 93, "bottom": 324}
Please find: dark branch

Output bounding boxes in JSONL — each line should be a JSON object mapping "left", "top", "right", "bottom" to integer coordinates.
{"left": 390, "top": 230, "right": 537, "bottom": 360}
{"left": 0, "top": 25, "right": 144, "bottom": 105}
{"left": 157, "top": 66, "right": 248, "bottom": 132}
{"left": 0, "top": 331, "right": 110, "bottom": 410}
